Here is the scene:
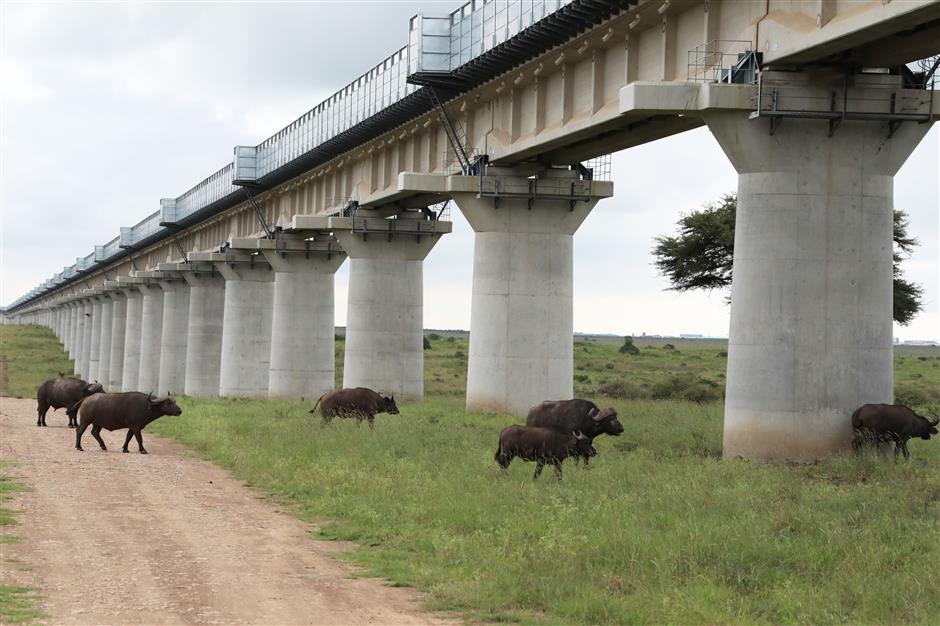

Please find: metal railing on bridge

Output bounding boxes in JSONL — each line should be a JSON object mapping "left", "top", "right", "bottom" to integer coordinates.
{"left": 10, "top": 0, "right": 629, "bottom": 310}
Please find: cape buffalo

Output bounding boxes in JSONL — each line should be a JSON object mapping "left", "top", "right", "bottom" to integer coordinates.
{"left": 495, "top": 425, "right": 595, "bottom": 480}
{"left": 36, "top": 375, "right": 104, "bottom": 428}
{"left": 309, "top": 387, "right": 398, "bottom": 428}
{"left": 851, "top": 403, "right": 939, "bottom": 460}
{"left": 525, "top": 399, "right": 623, "bottom": 465}
{"left": 73, "top": 392, "right": 182, "bottom": 454}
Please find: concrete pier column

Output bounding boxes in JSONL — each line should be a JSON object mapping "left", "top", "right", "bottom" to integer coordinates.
{"left": 77, "top": 299, "right": 92, "bottom": 378}
{"left": 176, "top": 264, "right": 226, "bottom": 397}
{"left": 87, "top": 294, "right": 103, "bottom": 383}
{"left": 451, "top": 169, "right": 612, "bottom": 414}
{"left": 135, "top": 280, "right": 164, "bottom": 395}
{"left": 105, "top": 283, "right": 127, "bottom": 392}
{"left": 155, "top": 273, "right": 190, "bottom": 397}
{"left": 96, "top": 293, "right": 114, "bottom": 388}
{"left": 71, "top": 301, "right": 84, "bottom": 369}
{"left": 119, "top": 282, "right": 144, "bottom": 392}
{"left": 64, "top": 303, "right": 75, "bottom": 354}
{"left": 193, "top": 251, "right": 274, "bottom": 399}
{"left": 702, "top": 97, "right": 933, "bottom": 461}
{"left": 327, "top": 212, "right": 450, "bottom": 400}
{"left": 239, "top": 233, "right": 346, "bottom": 400}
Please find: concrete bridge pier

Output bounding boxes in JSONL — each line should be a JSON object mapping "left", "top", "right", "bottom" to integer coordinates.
{"left": 69, "top": 300, "right": 80, "bottom": 360}
{"left": 118, "top": 279, "right": 145, "bottom": 392}
{"left": 191, "top": 251, "right": 274, "bottom": 399}
{"left": 76, "top": 298, "right": 93, "bottom": 379}
{"left": 702, "top": 105, "right": 934, "bottom": 462}
{"left": 95, "top": 292, "right": 114, "bottom": 386}
{"left": 63, "top": 302, "right": 75, "bottom": 356}
{"left": 104, "top": 281, "right": 127, "bottom": 392}
{"left": 235, "top": 230, "right": 347, "bottom": 401}
{"left": 87, "top": 293, "right": 104, "bottom": 384}
{"left": 171, "top": 263, "right": 226, "bottom": 398}
{"left": 328, "top": 213, "right": 450, "bottom": 400}
{"left": 134, "top": 278, "right": 164, "bottom": 396}
{"left": 451, "top": 169, "right": 613, "bottom": 415}
{"left": 154, "top": 272, "right": 190, "bottom": 397}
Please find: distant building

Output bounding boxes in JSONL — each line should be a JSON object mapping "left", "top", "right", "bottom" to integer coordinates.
{"left": 679, "top": 333, "right": 703, "bottom": 339}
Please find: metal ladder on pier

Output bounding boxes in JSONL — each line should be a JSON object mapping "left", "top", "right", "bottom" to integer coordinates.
{"left": 425, "top": 86, "right": 486, "bottom": 175}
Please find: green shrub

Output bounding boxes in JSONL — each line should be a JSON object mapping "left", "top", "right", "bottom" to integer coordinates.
{"left": 574, "top": 373, "right": 590, "bottom": 384}
{"left": 423, "top": 336, "right": 432, "bottom": 350}
{"left": 619, "top": 336, "right": 640, "bottom": 355}
{"left": 428, "top": 333, "right": 441, "bottom": 341}
{"left": 651, "top": 374, "right": 723, "bottom": 403}
{"left": 596, "top": 380, "right": 646, "bottom": 400}
{"left": 663, "top": 343, "right": 676, "bottom": 350}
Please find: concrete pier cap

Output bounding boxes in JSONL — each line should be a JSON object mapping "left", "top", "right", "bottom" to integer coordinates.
{"left": 191, "top": 247, "right": 274, "bottom": 399}
{"left": 446, "top": 167, "right": 613, "bottom": 416}
{"left": 618, "top": 74, "right": 938, "bottom": 462}
{"left": 326, "top": 209, "right": 452, "bottom": 401}
{"left": 233, "top": 226, "right": 347, "bottom": 401}
{"left": 161, "top": 260, "right": 226, "bottom": 398}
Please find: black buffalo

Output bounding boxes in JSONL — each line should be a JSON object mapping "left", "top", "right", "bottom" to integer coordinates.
{"left": 309, "top": 387, "right": 399, "bottom": 428}
{"left": 526, "top": 399, "right": 623, "bottom": 465}
{"left": 73, "top": 392, "right": 182, "bottom": 454}
{"left": 495, "top": 425, "right": 595, "bottom": 480}
{"left": 851, "top": 403, "right": 939, "bottom": 460}
{"left": 36, "top": 375, "right": 104, "bottom": 428}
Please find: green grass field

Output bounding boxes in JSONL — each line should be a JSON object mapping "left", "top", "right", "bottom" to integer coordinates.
{"left": 2, "top": 324, "right": 939, "bottom": 624}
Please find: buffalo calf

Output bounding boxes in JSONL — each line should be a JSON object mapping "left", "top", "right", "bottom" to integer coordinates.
{"left": 74, "top": 392, "right": 182, "bottom": 454}
{"left": 495, "top": 425, "right": 595, "bottom": 480}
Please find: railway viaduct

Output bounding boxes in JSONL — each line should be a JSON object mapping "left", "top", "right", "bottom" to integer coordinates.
{"left": 4, "top": 0, "right": 939, "bottom": 461}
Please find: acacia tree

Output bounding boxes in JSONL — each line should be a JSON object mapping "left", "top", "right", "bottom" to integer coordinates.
{"left": 652, "top": 194, "right": 924, "bottom": 324}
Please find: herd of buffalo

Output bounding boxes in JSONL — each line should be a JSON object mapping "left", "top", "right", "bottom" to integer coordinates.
{"left": 35, "top": 374, "right": 938, "bottom": 475}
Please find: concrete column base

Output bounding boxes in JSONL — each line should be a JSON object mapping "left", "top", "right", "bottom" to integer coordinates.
{"left": 452, "top": 168, "right": 610, "bottom": 415}
{"left": 703, "top": 108, "right": 933, "bottom": 462}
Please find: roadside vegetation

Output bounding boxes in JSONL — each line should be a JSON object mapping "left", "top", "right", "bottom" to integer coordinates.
{"left": 0, "top": 325, "right": 73, "bottom": 398}
{"left": 0, "top": 463, "right": 44, "bottom": 624}
{"left": 3, "top": 324, "right": 939, "bottom": 623}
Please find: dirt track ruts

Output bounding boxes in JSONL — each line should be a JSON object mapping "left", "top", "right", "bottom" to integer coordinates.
{"left": 0, "top": 396, "right": 453, "bottom": 625}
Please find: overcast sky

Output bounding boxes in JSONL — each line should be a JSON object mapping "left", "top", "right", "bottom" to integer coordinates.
{"left": 2, "top": 1, "right": 937, "bottom": 341}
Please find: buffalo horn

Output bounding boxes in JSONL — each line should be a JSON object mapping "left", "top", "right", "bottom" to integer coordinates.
{"left": 573, "top": 430, "right": 588, "bottom": 441}
{"left": 587, "top": 406, "right": 598, "bottom": 418}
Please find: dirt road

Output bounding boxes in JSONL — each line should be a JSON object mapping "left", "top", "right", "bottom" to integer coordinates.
{"left": 0, "top": 396, "right": 452, "bottom": 625}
